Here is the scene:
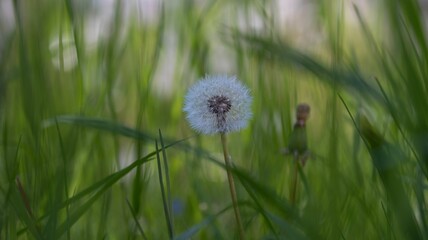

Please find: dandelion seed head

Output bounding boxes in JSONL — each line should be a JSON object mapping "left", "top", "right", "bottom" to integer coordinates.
{"left": 183, "top": 75, "right": 252, "bottom": 134}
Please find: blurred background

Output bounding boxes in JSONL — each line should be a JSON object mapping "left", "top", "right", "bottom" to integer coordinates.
{"left": 1, "top": 0, "right": 428, "bottom": 239}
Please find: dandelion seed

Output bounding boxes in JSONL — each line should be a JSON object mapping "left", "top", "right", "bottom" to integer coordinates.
{"left": 183, "top": 75, "right": 252, "bottom": 134}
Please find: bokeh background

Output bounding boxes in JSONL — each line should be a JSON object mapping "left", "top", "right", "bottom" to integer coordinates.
{"left": 1, "top": 0, "right": 428, "bottom": 239}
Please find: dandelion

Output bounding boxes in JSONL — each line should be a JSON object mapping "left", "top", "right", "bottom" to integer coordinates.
{"left": 282, "top": 103, "right": 311, "bottom": 205}
{"left": 183, "top": 75, "right": 252, "bottom": 239}
{"left": 183, "top": 75, "right": 252, "bottom": 135}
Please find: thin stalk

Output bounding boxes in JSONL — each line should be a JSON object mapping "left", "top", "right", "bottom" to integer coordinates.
{"left": 289, "top": 155, "right": 299, "bottom": 205}
{"left": 15, "top": 177, "right": 35, "bottom": 220}
{"left": 155, "top": 141, "right": 173, "bottom": 239}
{"left": 220, "top": 133, "right": 245, "bottom": 240}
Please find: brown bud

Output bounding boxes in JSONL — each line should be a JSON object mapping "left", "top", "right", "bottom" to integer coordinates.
{"left": 296, "top": 103, "right": 310, "bottom": 125}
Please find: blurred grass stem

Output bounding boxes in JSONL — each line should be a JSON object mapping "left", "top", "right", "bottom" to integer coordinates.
{"left": 290, "top": 155, "right": 299, "bottom": 206}
{"left": 220, "top": 133, "right": 245, "bottom": 240}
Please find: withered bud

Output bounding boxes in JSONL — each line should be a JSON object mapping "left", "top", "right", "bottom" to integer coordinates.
{"left": 296, "top": 103, "right": 310, "bottom": 126}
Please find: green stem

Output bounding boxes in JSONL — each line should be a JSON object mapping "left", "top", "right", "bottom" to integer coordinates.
{"left": 290, "top": 155, "right": 299, "bottom": 206}
{"left": 220, "top": 133, "right": 245, "bottom": 240}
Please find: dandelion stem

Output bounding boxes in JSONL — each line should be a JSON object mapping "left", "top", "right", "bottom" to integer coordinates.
{"left": 290, "top": 154, "right": 299, "bottom": 206}
{"left": 220, "top": 133, "right": 245, "bottom": 240}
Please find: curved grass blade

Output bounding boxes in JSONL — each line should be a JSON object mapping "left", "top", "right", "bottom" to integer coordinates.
{"left": 263, "top": 211, "right": 309, "bottom": 240}
{"left": 43, "top": 116, "right": 155, "bottom": 142}
{"left": 126, "top": 199, "right": 148, "bottom": 240}
{"left": 231, "top": 33, "right": 383, "bottom": 103}
{"left": 174, "top": 205, "right": 232, "bottom": 240}
{"left": 238, "top": 176, "right": 279, "bottom": 239}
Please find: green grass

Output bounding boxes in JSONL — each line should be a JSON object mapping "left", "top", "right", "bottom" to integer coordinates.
{"left": 1, "top": 0, "right": 428, "bottom": 239}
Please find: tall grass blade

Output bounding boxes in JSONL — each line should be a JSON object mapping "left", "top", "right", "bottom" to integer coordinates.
{"left": 63, "top": 0, "right": 84, "bottom": 107}
{"left": 159, "top": 129, "right": 174, "bottom": 236}
{"left": 54, "top": 119, "right": 71, "bottom": 240}
{"left": 155, "top": 140, "right": 173, "bottom": 239}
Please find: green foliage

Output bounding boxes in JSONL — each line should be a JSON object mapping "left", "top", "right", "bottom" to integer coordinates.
{"left": 1, "top": 0, "right": 428, "bottom": 239}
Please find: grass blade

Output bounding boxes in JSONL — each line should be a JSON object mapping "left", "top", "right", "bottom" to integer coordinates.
{"left": 11, "top": 175, "right": 43, "bottom": 239}
{"left": 126, "top": 199, "right": 148, "bottom": 240}
{"left": 17, "top": 138, "right": 187, "bottom": 236}
{"left": 155, "top": 140, "right": 173, "bottom": 239}
{"left": 53, "top": 119, "right": 71, "bottom": 240}
{"left": 44, "top": 116, "right": 155, "bottom": 142}
{"left": 232, "top": 33, "right": 384, "bottom": 102}
{"left": 174, "top": 205, "right": 232, "bottom": 240}
{"left": 159, "top": 129, "right": 174, "bottom": 236}
{"left": 53, "top": 143, "right": 169, "bottom": 238}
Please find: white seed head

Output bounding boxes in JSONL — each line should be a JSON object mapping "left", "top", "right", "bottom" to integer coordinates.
{"left": 183, "top": 75, "right": 252, "bottom": 134}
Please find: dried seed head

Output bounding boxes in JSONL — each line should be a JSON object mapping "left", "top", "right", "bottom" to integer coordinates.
{"left": 183, "top": 75, "right": 252, "bottom": 134}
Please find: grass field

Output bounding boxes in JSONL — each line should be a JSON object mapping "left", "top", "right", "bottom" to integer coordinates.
{"left": 1, "top": 0, "right": 428, "bottom": 239}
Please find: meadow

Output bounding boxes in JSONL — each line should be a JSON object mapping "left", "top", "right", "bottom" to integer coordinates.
{"left": 1, "top": 0, "right": 428, "bottom": 239}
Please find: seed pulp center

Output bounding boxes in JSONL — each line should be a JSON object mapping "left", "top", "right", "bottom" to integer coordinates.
{"left": 207, "top": 95, "right": 232, "bottom": 131}
{"left": 208, "top": 95, "right": 231, "bottom": 114}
